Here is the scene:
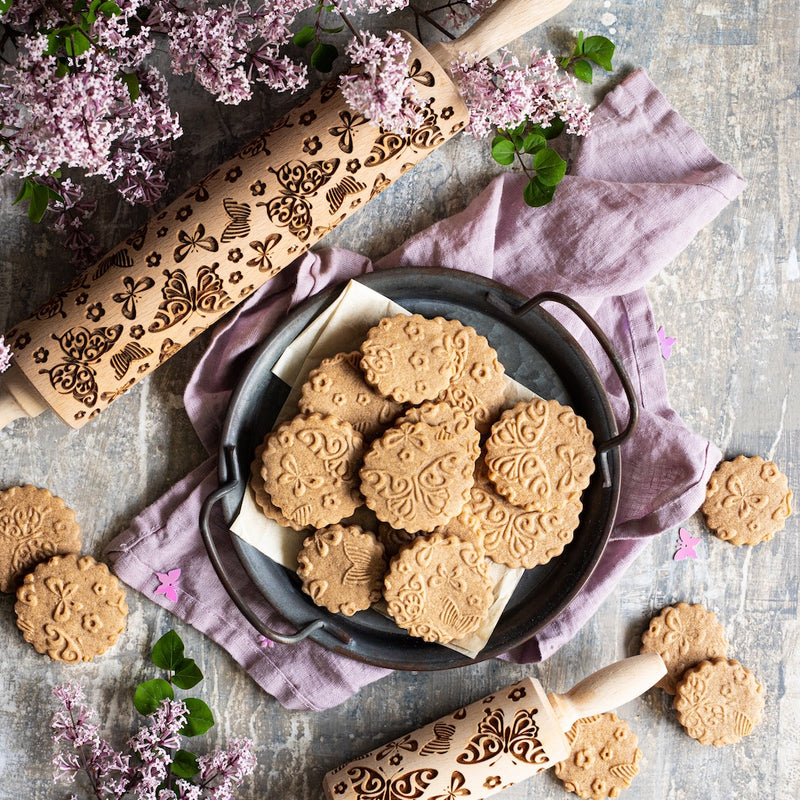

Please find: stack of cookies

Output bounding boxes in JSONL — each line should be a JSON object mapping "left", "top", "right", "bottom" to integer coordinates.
{"left": 251, "top": 313, "right": 596, "bottom": 645}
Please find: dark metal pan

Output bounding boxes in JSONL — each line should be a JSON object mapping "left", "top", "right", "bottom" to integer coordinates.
{"left": 200, "top": 267, "right": 638, "bottom": 670}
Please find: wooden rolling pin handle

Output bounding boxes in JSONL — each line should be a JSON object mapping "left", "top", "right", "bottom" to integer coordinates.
{"left": 0, "top": 364, "right": 47, "bottom": 428}
{"left": 547, "top": 653, "right": 667, "bottom": 732}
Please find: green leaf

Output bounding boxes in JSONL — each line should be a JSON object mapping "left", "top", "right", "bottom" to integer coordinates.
{"left": 541, "top": 116, "right": 566, "bottom": 140}
{"left": 292, "top": 25, "right": 315, "bottom": 48}
{"left": 13, "top": 180, "right": 61, "bottom": 223}
{"left": 180, "top": 698, "right": 215, "bottom": 737}
{"left": 65, "top": 28, "right": 92, "bottom": 58}
{"left": 581, "top": 35, "right": 615, "bottom": 71}
{"left": 120, "top": 72, "right": 140, "bottom": 101}
{"left": 522, "top": 133, "right": 546, "bottom": 154}
{"left": 171, "top": 749, "right": 200, "bottom": 778}
{"left": 573, "top": 59, "right": 594, "bottom": 84}
{"left": 319, "top": 24, "right": 344, "bottom": 34}
{"left": 172, "top": 657, "right": 203, "bottom": 690}
{"left": 533, "top": 148, "right": 567, "bottom": 186}
{"left": 151, "top": 630, "right": 185, "bottom": 671}
{"left": 523, "top": 177, "right": 556, "bottom": 207}
{"left": 134, "top": 678, "right": 175, "bottom": 716}
{"left": 310, "top": 42, "right": 338, "bottom": 73}
{"left": 0, "top": 0, "right": 12, "bottom": 13}
{"left": 490, "top": 135, "right": 516, "bottom": 166}
{"left": 576, "top": 30, "right": 585, "bottom": 54}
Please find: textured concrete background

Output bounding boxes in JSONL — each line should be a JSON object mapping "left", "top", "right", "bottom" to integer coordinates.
{"left": 1, "top": 0, "right": 798, "bottom": 797}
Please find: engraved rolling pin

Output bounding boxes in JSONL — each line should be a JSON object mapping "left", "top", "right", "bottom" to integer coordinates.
{"left": 322, "top": 654, "right": 667, "bottom": 800}
{"left": 0, "top": 0, "right": 573, "bottom": 430}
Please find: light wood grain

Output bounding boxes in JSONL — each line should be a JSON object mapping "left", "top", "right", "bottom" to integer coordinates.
{"left": 1, "top": 1, "right": 799, "bottom": 798}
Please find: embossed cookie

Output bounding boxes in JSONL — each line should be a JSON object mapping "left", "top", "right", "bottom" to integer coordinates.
{"left": 701, "top": 455, "right": 792, "bottom": 545}
{"left": 639, "top": 603, "right": 729, "bottom": 694}
{"left": 359, "top": 314, "right": 462, "bottom": 404}
{"left": 298, "top": 350, "right": 405, "bottom": 439}
{"left": 464, "top": 459, "right": 582, "bottom": 569}
{"left": 674, "top": 658, "right": 764, "bottom": 746}
{"left": 396, "top": 401, "right": 481, "bottom": 462}
{"left": 261, "top": 412, "right": 365, "bottom": 529}
{"left": 554, "top": 713, "right": 642, "bottom": 800}
{"left": 14, "top": 553, "right": 128, "bottom": 662}
{"left": 435, "top": 324, "right": 507, "bottom": 435}
{"left": 297, "top": 524, "right": 386, "bottom": 616}
{"left": 383, "top": 532, "right": 493, "bottom": 643}
{"left": 249, "top": 442, "right": 305, "bottom": 530}
{"left": 485, "top": 398, "right": 596, "bottom": 511}
{"left": 0, "top": 485, "right": 82, "bottom": 593}
{"left": 360, "top": 418, "right": 477, "bottom": 532}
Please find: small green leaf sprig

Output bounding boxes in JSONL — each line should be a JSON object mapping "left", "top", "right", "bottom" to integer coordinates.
{"left": 558, "top": 31, "right": 616, "bottom": 85}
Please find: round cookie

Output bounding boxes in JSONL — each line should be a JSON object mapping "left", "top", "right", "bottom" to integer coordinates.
{"left": 360, "top": 418, "right": 477, "bottom": 533}
{"left": 0, "top": 485, "right": 82, "bottom": 593}
{"left": 249, "top": 442, "right": 305, "bottom": 531}
{"left": 435, "top": 324, "right": 507, "bottom": 435}
{"left": 383, "top": 532, "right": 493, "bottom": 643}
{"left": 298, "top": 350, "right": 405, "bottom": 439}
{"left": 396, "top": 401, "right": 481, "bottom": 462}
{"left": 261, "top": 412, "right": 365, "bottom": 529}
{"left": 297, "top": 524, "right": 386, "bottom": 616}
{"left": 674, "top": 658, "right": 764, "bottom": 746}
{"left": 701, "top": 455, "right": 792, "bottom": 545}
{"left": 554, "top": 713, "right": 642, "bottom": 800}
{"left": 464, "top": 459, "right": 582, "bottom": 569}
{"left": 639, "top": 603, "right": 729, "bottom": 694}
{"left": 15, "top": 553, "right": 128, "bottom": 662}
{"left": 485, "top": 398, "right": 596, "bottom": 511}
{"left": 359, "top": 313, "right": 463, "bottom": 404}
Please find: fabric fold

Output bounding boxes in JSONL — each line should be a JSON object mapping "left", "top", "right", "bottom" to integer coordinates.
{"left": 105, "top": 69, "right": 745, "bottom": 710}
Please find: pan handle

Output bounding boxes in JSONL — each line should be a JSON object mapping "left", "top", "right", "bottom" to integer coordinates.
{"left": 199, "top": 445, "right": 351, "bottom": 646}
{"left": 510, "top": 291, "right": 639, "bottom": 453}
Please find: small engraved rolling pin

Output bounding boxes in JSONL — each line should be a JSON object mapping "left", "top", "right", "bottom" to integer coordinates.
{"left": 0, "top": 0, "right": 573, "bottom": 432}
{"left": 322, "top": 654, "right": 666, "bottom": 800}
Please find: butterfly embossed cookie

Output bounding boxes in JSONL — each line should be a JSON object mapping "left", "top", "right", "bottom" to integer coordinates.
{"left": 674, "top": 658, "right": 764, "bottom": 746}
{"left": 485, "top": 398, "right": 596, "bottom": 511}
{"left": 359, "top": 314, "right": 462, "bottom": 404}
{"left": 261, "top": 412, "right": 365, "bottom": 529}
{"left": 249, "top": 442, "right": 302, "bottom": 530}
{"left": 14, "top": 553, "right": 128, "bottom": 662}
{"left": 701, "top": 455, "right": 792, "bottom": 545}
{"left": 383, "top": 532, "right": 493, "bottom": 643}
{"left": 297, "top": 524, "right": 386, "bottom": 615}
{"left": 0, "top": 485, "right": 82, "bottom": 593}
{"left": 299, "top": 350, "right": 405, "bottom": 439}
{"left": 554, "top": 713, "right": 642, "bottom": 800}
{"left": 639, "top": 603, "right": 729, "bottom": 694}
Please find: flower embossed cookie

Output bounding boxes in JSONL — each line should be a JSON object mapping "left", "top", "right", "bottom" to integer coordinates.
{"left": 15, "top": 553, "right": 128, "bottom": 662}
{"left": 359, "top": 313, "right": 462, "bottom": 404}
{"left": 639, "top": 603, "right": 729, "bottom": 694}
{"left": 297, "top": 524, "right": 386, "bottom": 616}
{"left": 701, "top": 455, "right": 792, "bottom": 545}
{"left": 0, "top": 485, "right": 82, "bottom": 593}
{"left": 360, "top": 417, "right": 477, "bottom": 533}
{"left": 299, "top": 350, "right": 405, "bottom": 440}
{"left": 554, "top": 713, "right": 642, "bottom": 800}
{"left": 250, "top": 442, "right": 303, "bottom": 530}
{"left": 261, "top": 412, "right": 365, "bottom": 529}
{"left": 484, "top": 398, "right": 595, "bottom": 511}
{"left": 383, "top": 532, "right": 493, "bottom": 643}
{"left": 674, "top": 658, "right": 764, "bottom": 746}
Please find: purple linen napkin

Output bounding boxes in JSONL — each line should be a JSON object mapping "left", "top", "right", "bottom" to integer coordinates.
{"left": 105, "top": 68, "right": 745, "bottom": 710}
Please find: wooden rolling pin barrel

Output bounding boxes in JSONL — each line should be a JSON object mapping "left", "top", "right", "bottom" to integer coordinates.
{"left": 0, "top": 0, "right": 572, "bottom": 430}
{"left": 322, "top": 654, "right": 667, "bottom": 800}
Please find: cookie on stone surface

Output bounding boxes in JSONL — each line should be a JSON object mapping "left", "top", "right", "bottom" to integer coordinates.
{"left": 674, "top": 658, "right": 764, "bottom": 746}
{"left": 249, "top": 442, "right": 305, "bottom": 531}
{"left": 359, "top": 314, "right": 463, "bottom": 404}
{"left": 396, "top": 401, "right": 481, "bottom": 462}
{"left": 639, "top": 602, "right": 729, "bottom": 694}
{"left": 360, "top": 417, "right": 477, "bottom": 533}
{"left": 0, "top": 485, "right": 82, "bottom": 593}
{"left": 554, "top": 713, "right": 642, "bottom": 800}
{"left": 297, "top": 524, "right": 386, "bottom": 616}
{"left": 15, "top": 553, "right": 128, "bottom": 662}
{"left": 383, "top": 532, "right": 493, "bottom": 643}
{"left": 298, "top": 350, "right": 405, "bottom": 439}
{"left": 701, "top": 455, "right": 792, "bottom": 546}
{"left": 464, "top": 459, "right": 582, "bottom": 569}
{"left": 484, "top": 398, "right": 596, "bottom": 511}
{"left": 435, "top": 324, "right": 507, "bottom": 435}
{"left": 261, "top": 412, "right": 365, "bottom": 529}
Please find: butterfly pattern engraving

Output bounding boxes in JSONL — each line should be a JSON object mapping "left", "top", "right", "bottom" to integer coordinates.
{"left": 220, "top": 198, "right": 252, "bottom": 242}
{"left": 456, "top": 707, "right": 548, "bottom": 767}
{"left": 345, "top": 766, "right": 437, "bottom": 800}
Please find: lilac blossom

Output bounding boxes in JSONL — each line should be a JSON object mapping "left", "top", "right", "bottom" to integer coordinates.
{"left": 331, "top": 0, "right": 410, "bottom": 14}
{"left": 450, "top": 47, "right": 592, "bottom": 138}
{"left": 339, "top": 31, "right": 425, "bottom": 134}
{"left": 0, "top": 337, "right": 12, "bottom": 373}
